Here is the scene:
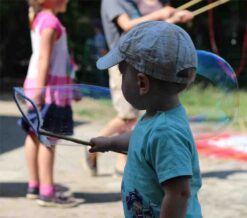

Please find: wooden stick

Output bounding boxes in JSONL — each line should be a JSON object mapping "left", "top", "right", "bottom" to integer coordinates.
{"left": 39, "top": 129, "right": 91, "bottom": 146}
{"left": 39, "top": 129, "right": 128, "bottom": 154}
{"left": 177, "top": 0, "right": 204, "bottom": 10}
{"left": 192, "top": 0, "right": 230, "bottom": 17}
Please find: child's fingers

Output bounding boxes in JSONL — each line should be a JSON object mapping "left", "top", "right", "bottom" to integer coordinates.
{"left": 89, "top": 146, "right": 108, "bottom": 153}
{"left": 89, "top": 137, "right": 111, "bottom": 153}
{"left": 89, "top": 147, "right": 96, "bottom": 153}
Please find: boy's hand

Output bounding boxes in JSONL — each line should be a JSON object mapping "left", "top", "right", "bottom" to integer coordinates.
{"left": 89, "top": 136, "right": 112, "bottom": 153}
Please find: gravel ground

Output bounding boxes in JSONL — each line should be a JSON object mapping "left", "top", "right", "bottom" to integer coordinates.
{"left": 1, "top": 96, "right": 247, "bottom": 218}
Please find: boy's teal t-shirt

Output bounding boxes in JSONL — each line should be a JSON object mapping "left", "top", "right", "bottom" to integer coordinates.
{"left": 122, "top": 105, "right": 202, "bottom": 218}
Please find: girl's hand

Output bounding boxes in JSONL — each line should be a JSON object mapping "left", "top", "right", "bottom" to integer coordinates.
{"left": 158, "top": 6, "right": 176, "bottom": 20}
{"left": 89, "top": 136, "right": 112, "bottom": 153}
{"left": 73, "top": 89, "right": 82, "bottom": 102}
{"left": 177, "top": 10, "right": 194, "bottom": 23}
{"left": 166, "top": 10, "right": 194, "bottom": 24}
{"left": 33, "top": 90, "right": 45, "bottom": 109}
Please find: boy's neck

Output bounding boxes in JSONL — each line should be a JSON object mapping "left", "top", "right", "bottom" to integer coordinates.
{"left": 145, "top": 95, "right": 180, "bottom": 118}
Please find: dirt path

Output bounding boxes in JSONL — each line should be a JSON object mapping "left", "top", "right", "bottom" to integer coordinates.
{"left": 1, "top": 95, "right": 247, "bottom": 218}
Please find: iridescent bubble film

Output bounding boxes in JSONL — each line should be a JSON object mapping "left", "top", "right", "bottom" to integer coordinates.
{"left": 180, "top": 50, "right": 239, "bottom": 138}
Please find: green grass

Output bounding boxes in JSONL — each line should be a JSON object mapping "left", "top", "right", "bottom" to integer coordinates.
{"left": 182, "top": 87, "right": 247, "bottom": 131}
{"left": 237, "top": 91, "right": 247, "bottom": 117}
{"left": 73, "top": 98, "right": 116, "bottom": 123}
{"left": 180, "top": 86, "right": 239, "bottom": 119}
{"left": 229, "top": 91, "right": 247, "bottom": 130}
{"left": 181, "top": 88, "right": 247, "bottom": 117}
{"left": 73, "top": 89, "right": 247, "bottom": 131}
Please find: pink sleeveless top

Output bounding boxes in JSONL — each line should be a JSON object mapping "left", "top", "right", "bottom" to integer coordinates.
{"left": 24, "top": 11, "right": 73, "bottom": 106}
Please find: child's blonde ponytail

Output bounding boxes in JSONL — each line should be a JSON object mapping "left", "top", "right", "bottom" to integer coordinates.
{"left": 27, "top": 0, "right": 42, "bottom": 27}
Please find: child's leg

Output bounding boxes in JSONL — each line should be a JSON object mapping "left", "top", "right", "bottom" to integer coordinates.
{"left": 99, "top": 117, "right": 137, "bottom": 136}
{"left": 115, "top": 153, "right": 127, "bottom": 174}
{"left": 87, "top": 117, "right": 130, "bottom": 175}
{"left": 103, "top": 117, "right": 136, "bottom": 174}
{"left": 38, "top": 144, "right": 55, "bottom": 197}
{"left": 25, "top": 134, "right": 40, "bottom": 199}
{"left": 25, "top": 134, "right": 39, "bottom": 186}
{"left": 87, "top": 116, "right": 136, "bottom": 175}
{"left": 36, "top": 143, "right": 78, "bottom": 208}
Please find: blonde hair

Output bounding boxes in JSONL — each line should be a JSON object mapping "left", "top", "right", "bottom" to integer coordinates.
{"left": 27, "top": 0, "right": 43, "bottom": 26}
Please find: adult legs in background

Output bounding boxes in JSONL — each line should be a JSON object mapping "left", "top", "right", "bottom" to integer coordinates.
{"left": 86, "top": 65, "right": 138, "bottom": 176}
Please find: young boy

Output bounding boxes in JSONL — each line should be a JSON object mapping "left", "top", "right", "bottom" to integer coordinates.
{"left": 90, "top": 21, "right": 202, "bottom": 218}
{"left": 87, "top": 0, "right": 194, "bottom": 176}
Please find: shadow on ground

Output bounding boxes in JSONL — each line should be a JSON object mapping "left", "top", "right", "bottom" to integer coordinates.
{"left": 0, "top": 115, "right": 88, "bottom": 154}
{"left": 1, "top": 170, "right": 246, "bottom": 202}
{"left": 73, "top": 192, "right": 121, "bottom": 204}
{"left": 202, "top": 169, "right": 247, "bottom": 179}
{"left": 0, "top": 182, "right": 121, "bottom": 204}
{"left": 2, "top": 169, "right": 247, "bottom": 201}
{"left": 0, "top": 116, "right": 25, "bottom": 154}
{"left": 0, "top": 182, "right": 69, "bottom": 198}
{"left": 0, "top": 182, "right": 28, "bottom": 197}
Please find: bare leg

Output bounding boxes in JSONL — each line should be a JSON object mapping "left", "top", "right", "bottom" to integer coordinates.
{"left": 100, "top": 117, "right": 136, "bottom": 173}
{"left": 87, "top": 116, "right": 137, "bottom": 175}
{"left": 99, "top": 117, "right": 136, "bottom": 136}
{"left": 25, "top": 135, "right": 39, "bottom": 184}
{"left": 38, "top": 144, "right": 55, "bottom": 186}
{"left": 115, "top": 153, "right": 127, "bottom": 173}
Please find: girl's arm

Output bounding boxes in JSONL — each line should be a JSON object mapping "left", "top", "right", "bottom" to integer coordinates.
{"left": 116, "top": 6, "right": 176, "bottom": 32}
{"left": 166, "top": 10, "right": 194, "bottom": 24}
{"left": 37, "top": 28, "right": 57, "bottom": 88}
{"left": 160, "top": 176, "right": 191, "bottom": 218}
{"left": 89, "top": 132, "right": 132, "bottom": 153}
{"left": 34, "top": 28, "right": 57, "bottom": 106}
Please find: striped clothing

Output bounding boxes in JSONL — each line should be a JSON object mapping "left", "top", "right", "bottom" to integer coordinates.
{"left": 24, "top": 11, "right": 73, "bottom": 106}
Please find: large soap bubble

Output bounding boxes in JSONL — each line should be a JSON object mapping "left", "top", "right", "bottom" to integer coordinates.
{"left": 13, "top": 51, "right": 239, "bottom": 146}
{"left": 180, "top": 50, "right": 239, "bottom": 139}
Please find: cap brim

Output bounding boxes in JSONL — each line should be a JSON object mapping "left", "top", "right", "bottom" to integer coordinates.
{"left": 96, "top": 47, "right": 124, "bottom": 70}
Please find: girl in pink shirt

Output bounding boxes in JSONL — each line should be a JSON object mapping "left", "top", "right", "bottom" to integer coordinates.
{"left": 22, "top": 0, "right": 77, "bottom": 207}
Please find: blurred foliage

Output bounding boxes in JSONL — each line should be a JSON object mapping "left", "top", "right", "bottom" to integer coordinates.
{"left": 0, "top": 0, "right": 246, "bottom": 90}
{"left": 0, "top": 0, "right": 31, "bottom": 79}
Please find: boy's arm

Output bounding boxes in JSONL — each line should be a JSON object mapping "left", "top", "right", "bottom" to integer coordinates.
{"left": 116, "top": 6, "right": 175, "bottom": 32}
{"left": 160, "top": 176, "right": 191, "bottom": 218}
{"left": 89, "top": 132, "right": 132, "bottom": 153}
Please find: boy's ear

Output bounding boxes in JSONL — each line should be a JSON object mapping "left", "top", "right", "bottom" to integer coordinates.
{"left": 137, "top": 73, "right": 150, "bottom": 96}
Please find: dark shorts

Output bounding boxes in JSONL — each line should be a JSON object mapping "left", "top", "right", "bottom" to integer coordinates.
{"left": 18, "top": 103, "right": 74, "bottom": 135}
